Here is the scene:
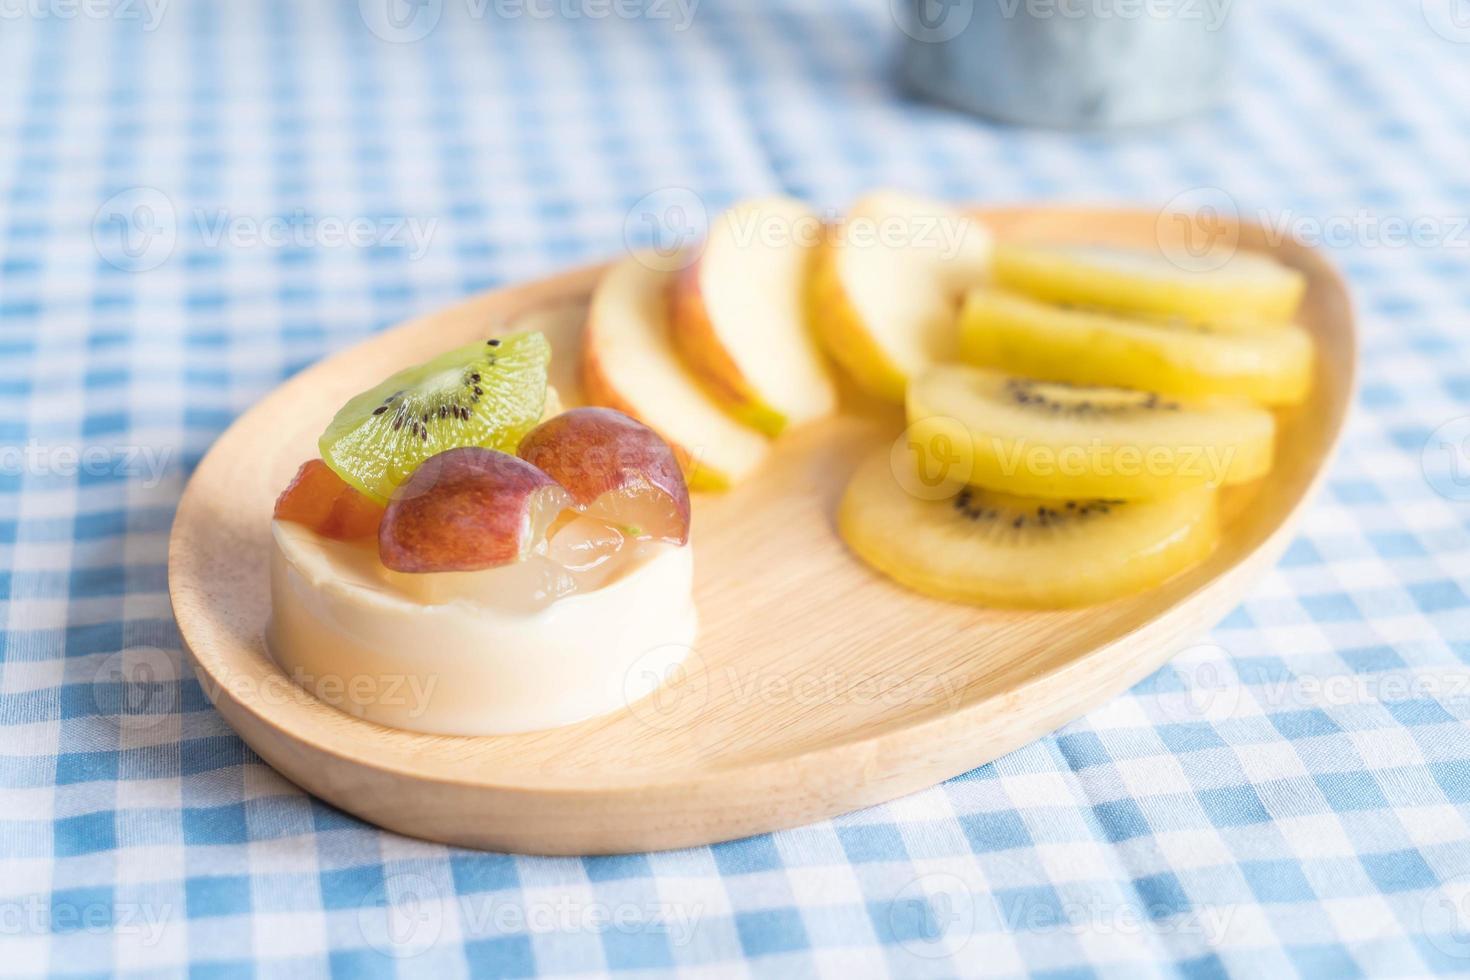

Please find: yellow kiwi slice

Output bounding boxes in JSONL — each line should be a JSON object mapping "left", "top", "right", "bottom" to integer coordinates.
{"left": 907, "top": 364, "right": 1275, "bottom": 500}
{"left": 993, "top": 243, "right": 1306, "bottom": 323}
{"left": 839, "top": 449, "right": 1218, "bottom": 608}
{"left": 960, "top": 288, "right": 1315, "bottom": 406}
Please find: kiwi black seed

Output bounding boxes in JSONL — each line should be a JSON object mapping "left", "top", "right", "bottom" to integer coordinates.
{"left": 1003, "top": 378, "right": 1179, "bottom": 417}
{"left": 318, "top": 331, "right": 551, "bottom": 502}
{"left": 953, "top": 487, "right": 1126, "bottom": 529}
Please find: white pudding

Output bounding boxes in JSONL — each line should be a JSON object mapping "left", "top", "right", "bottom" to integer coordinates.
{"left": 266, "top": 520, "right": 697, "bottom": 736}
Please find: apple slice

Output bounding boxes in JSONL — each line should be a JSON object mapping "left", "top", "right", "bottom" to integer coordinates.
{"left": 810, "top": 190, "right": 992, "bottom": 402}
{"left": 378, "top": 447, "right": 573, "bottom": 572}
{"left": 582, "top": 255, "right": 769, "bottom": 492}
{"left": 669, "top": 197, "right": 837, "bottom": 435}
{"left": 518, "top": 407, "right": 690, "bottom": 545}
{"left": 274, "top": 459, "right": 385, "bottom": 540}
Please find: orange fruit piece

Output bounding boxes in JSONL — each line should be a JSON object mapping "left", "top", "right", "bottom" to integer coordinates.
{"left": 274, "top": 459, "right": 385, "bottom": 540}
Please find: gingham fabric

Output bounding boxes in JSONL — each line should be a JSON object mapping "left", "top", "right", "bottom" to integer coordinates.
{"left": 3, "top": 0, "right": 1470, "bottom": 976}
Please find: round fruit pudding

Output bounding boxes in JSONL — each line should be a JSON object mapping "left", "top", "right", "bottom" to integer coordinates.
{"left": 265, "top": 336, "right": 700, "bottom": 736}
{"left": 267, "top": 515, "right": 696, "bottom": 736}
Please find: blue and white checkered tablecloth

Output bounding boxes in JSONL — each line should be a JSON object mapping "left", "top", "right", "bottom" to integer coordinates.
{"left": 3, "top": 0, "right": 1470, "bottom": 975}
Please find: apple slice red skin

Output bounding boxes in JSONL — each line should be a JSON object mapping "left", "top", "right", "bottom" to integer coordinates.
{"left": 379, "top": 447, "right": 571, "bottom": 573}
{"left": 517, "top": 407, "right": 691, "bottom": 545}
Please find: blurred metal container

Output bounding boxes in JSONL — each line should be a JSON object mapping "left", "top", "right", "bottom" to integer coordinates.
{"left": 897, "top": 0, "right": 1233, "bottom": 129}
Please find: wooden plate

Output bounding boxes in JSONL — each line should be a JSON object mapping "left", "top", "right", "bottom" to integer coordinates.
{"left": 168, "top": 207, "right": 1356, "bottom": 854}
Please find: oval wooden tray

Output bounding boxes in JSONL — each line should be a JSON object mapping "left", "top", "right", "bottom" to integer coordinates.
{"left": 169, "top": 206, "right": 1356, "bottom": 854}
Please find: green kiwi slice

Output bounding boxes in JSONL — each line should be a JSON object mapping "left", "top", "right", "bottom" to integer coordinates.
{"left": 319, "top": 331, "right": 551, "bottom": 502}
